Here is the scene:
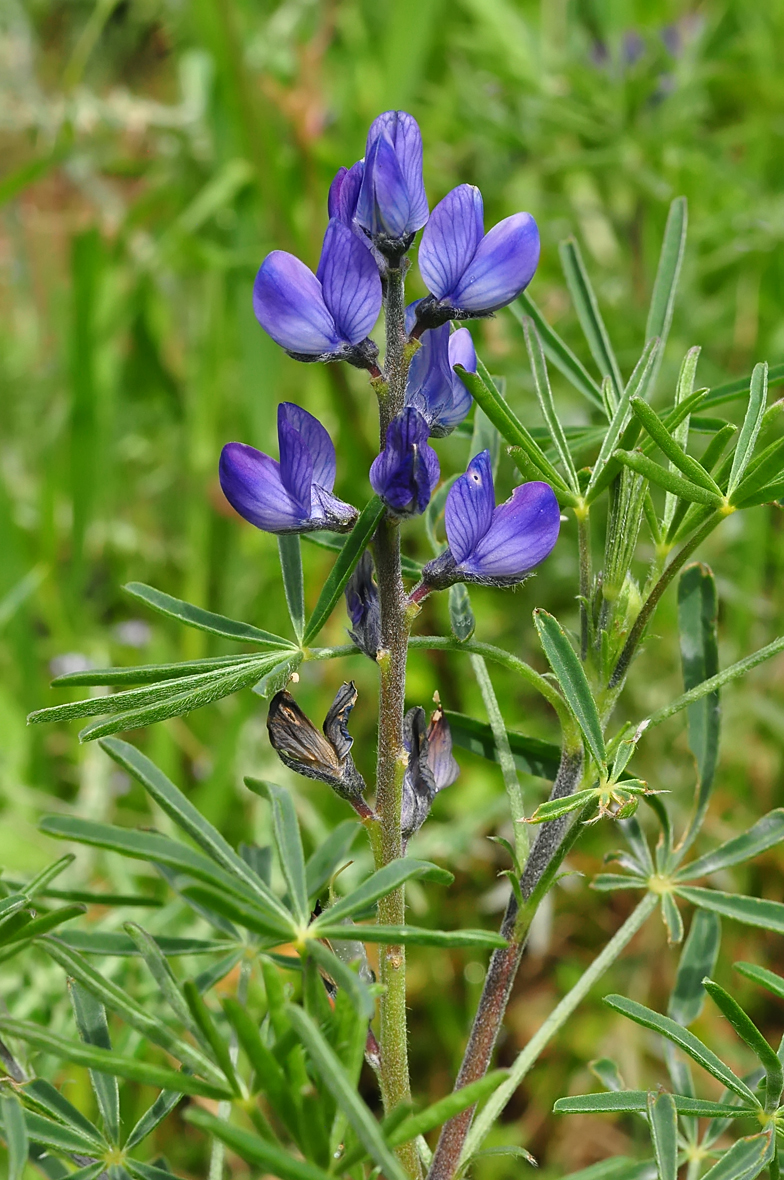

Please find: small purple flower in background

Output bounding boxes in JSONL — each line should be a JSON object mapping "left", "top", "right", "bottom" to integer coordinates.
{"left": 404, "top": 324, "right": 476, "bottom": 437}
{"left": 356, "top": 110, "right": 429, "bottom": 262}
{"left": 413, "top": 184, "right": 539, "bottom": 333}
{"left": 345, "top": 551, "right": 382, "bottom": 661}
{"left": 328, "top": 161, "right": 364, "bottom": 228}
{"left": 253, "top": 219, "right": 381, "bottom": 369}
{"left": 401, "top": 700, "right": 460, "bottom": 844}
{"left": 219, "top": 403, "right": 358, "bottom": 535}
{"left": 417, "top": 450, "right": 560, "bottom": 592}
{"left": 370, "top": 407, "right": 440, "bottom": 518}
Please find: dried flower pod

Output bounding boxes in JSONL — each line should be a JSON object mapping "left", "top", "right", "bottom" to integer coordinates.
{"left": 345, "top": 551, "right": 382, "bottom": 661}
{"left": 401, "top": 699, "right": 460, "bottom": 844}
{"left": 267, "top": 683, "right": 370, "bottom": 814}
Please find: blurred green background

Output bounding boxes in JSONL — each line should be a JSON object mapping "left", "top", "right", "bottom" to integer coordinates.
{"left": 3, "top": 0, "right": 784, "bottom": 1175}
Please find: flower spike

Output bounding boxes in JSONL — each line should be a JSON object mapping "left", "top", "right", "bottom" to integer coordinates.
{"left": 418, "top": 450, "right": 560, "bottom": 591}
{"left": 253, "top": 219, "right": 381, "bottom": 369}
{"left": 413, "top": 184, "right": 539, "bottom": 332}
{"left": 219, "top": 403, "right": 358, "bottom": 535}
{"left": 370, "top": 407, "right": 440, "bottom": 518}
{"left": 404, "top": 324, "right": 477, "bottom": 437}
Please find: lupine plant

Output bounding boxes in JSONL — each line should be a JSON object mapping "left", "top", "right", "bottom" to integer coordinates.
{"left": 4, "top": 108, "right": 784, "bottom": 1180}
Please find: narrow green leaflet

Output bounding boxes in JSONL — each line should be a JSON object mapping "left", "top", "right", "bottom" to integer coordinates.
{"left": 69, "top": 982, "right": 120, "bottom": 1143}
{"left": 277, "top": 533, "right": 305, "bottom": 641}
{"left": 0, "top": 1095, "right": 28, "bottom": 1180}
{"left": 702, "top": 362, "right": 784, "bottom": 409}
{"left": 312, "top": 924, "right": 506, "bottom": 948}
{"left": 534, "top": 609, "right": 605, "bottom": 767}
{"left": 727, "top": 362, "right": 768, "bottom": 495}
{"left": 554, "top": 1093, "right": 756, "bottom": 1118}
{"left": 668, "top": 910, "right": 721, "bottom": 1027}
{"left": 735, "top": 961, "right": 784, "bottom": 1002}
{"left": 612, "top": 450, "right": 722, "bottom": 506}
{"left": 557, "top": 1158, "right": 656, "bottom": 1180}
{"left": 0, "top": 902, "right": 84, "bottom": 949}
{"left": 647, "top": 1091, "right": 678, "bottom": 1180}
{"left": 602, "top": 995, "right": 758, "bottom": 1105}
{"left": 630, "top": 398, "right": 722, "bottom": 494}
{"left": 730, "top": 435, "right": 784, "bottom": 508}
{"left": 5, "top": 1108, "right": 99, "bottom": 1155}
{"left": 699, "top": 1132, "right": 774, "bottom": 1180}
{"left": 523, "top": 317, "right": 579, "bottom": 492}
{"left": 304, "top": 819, "right": 360, "bottom": 899}
{"left": 675, "top": 886, "right": 784, "bottom": 935}
{"left": 0, "top": 1017, "right": 232, "bottom": 1099}
{"left": 179, "top": 883, "right": 295, "bottom": 941}
{"left": 286, "top": 1004, "right": 409, "bottom": 1180}
{"left": 303, "top": 530, "right": 422, "bottom": 578}
{"left": 124, "top": 581, "right": 293, "bottom": 647}
{"left": 123, "top": 923, "right": 196, "bottom": 1032}
{"left": 677, "top": 810, "right": 784, "bottom": 881}
{"left": 453, "top": 366, "right": 574, "bottom": 499}
{"left": 587, "top": 339, "right": 660, "bottom": 500}
{"left": 251, "top": 653, "right": 303, "bottom": 700}
{"left": 316, "top": 858, "right": 453, "bottom": 925}
{"left": 511, "top": 295, "right": 604, "bottom": 411}
{"left": 21, "top": 1078, "right": 104, "bottom": 1147}
{"left": 187, "top": 1108, "right": 334, "bottom": 1180}
{"left": 125, "top": 1089, "right": 183, "bottom": 1151}
{"left": 243, "top": 779, "right": 307, "bottom": 924}
{"left": 50, "top": 653, "right": 262, "bottom": 687}
{"left": 221, "top": 997, "right": 298, "bottom": 1130}
{"left": 444, "top": 710, "right": 560, "bottom": 780}
{"left": 661, "top": 893, "right": 684, "bottom": 945}
{"left": 182, "top": 981, "right": 240, "bottom": 1095}
{"left": 57, "top": 930, "right": 229, "bottom": 956}
{"left": 449, "top": 582, "right": 475, "bottom": 642}
{"left": 591, "top": 874, "right": 648, "bottom": 892}
{"left": 676, "top": 564, "right": 720, "bottom": 854}
{"left": 559, "top": 237, "right": 624, "bottom": 406}
{"left": 302, "top": 495, "right": 385, "bottom": 645}
{"left": 99, "top": 738, "right": 292, "bottom": 924}
{"left": 702, "top": 979, "right": 783, "bottom": 1109}
{"left": 22, "top": 855, "right": 74, "bottom": 897}
{"left": 471, "top": 654, "right": 526, "bottom": 845}
{"left": 645, "top": 197, "right": 688, "bottom": 370}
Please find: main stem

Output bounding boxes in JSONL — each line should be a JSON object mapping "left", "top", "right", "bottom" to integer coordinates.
{"left": 372, "top": 265, "right": 419, "bottom": 1177}
{"left": 427, "top": 748, "right": 584, "bottom": 1180}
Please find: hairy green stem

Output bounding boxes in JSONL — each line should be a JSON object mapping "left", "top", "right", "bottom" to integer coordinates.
{"left": 609, "top": 512, "right": 722, "bottom": 689}
{"left": 426, "top": 749, "right": 585, "bottom": 1180}
{"left": 408, "top": 636, "right": 582, "bottom": 752}
{"left": 372, "top": 264, "right": 420, "bottom": 1178}
{"left": 462, "top": 891, "right": 658, "bottom": 1161}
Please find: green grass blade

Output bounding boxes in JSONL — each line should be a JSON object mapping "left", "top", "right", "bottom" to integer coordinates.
{"left": 667, "top": 910, "right": 721, "bottom": 1027}
{"left": 603, "top": 995, "right": 757, "bottom": 1104}
{"left": 286, "top": 1004, "right": 408, "bottom": 1180}
{"left": 560, "top": 236, "right": 624, "bottom": 407}
{"left": 647, "top": 1091, "right": 678, "bottom": 1180}
{"left": 511, "top": 295, "right": 605, "bottom": 411}
{"left": 702, "top": 979, "right": 783, "bottom": 1109}
{"left": 533, "top": 609, "right": 605, "bottom": 766}
{"left": 302, "top": 495, "right": 386, "bottom": 645}
{"left": 124, "top": 581, "right": 294, "bottom": 647}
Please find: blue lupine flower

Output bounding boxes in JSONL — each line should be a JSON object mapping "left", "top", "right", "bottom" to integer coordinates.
{"left": 413, "top": 185, "right": 539, "bottom": 332}
{"left": 418, "top": 450, "right": 560, "bottom": 590}
{"left": 219, "top": 403, "right": 358, "bottom": 535}
{"left": 404, "top": 324, "right": 476, "bottom": 437}
{"left": 401, "top": 702, "right": 460, "bottom": 845}
{"left": 356, "top": 110, "right": 429, "bottom": 261}
{"left": 344, "top": 550, "right": 381, "bottom": 661}
{"left": 370, "top": 407, "right": 440, "bottom": 518}
{"left": 253, "top": 219, "right": 381, "bottom": 368}
{"left": 328, "top": 161, "right": 364, "bottom": 229}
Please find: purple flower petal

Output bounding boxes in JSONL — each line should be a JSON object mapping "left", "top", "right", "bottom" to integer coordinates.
{"left": 463, "top": 481, "right": 560, "bottom": 579}
{"left": 328, "top": 167, "right": 347, "bottom": 219}
{"left": 278, "top": 415, "right": 314, "bottom": 508}
{"left": 357, "top": 131, "right": 410, "bottom": 238}
{"left": 419, "top": 185, "right": 484, "bottom": 301}
{"left": 448, "top": 326, "right": 477, "bottom": 375}
{"left": 405, "top": 324, "right": 474, "bottom": 436}
{"left": 444, "top": 450, "right": 495, "bottom": 564}
{"left": 329, "top": 160, "right": 365, "bottom": 226}
{"left": 253, "top": 251, "right": 340, "bottom": 355}
{"left": 426, "top": 705, "right": 460, "bottom": 791}
{"left": 370, "top": 407, "right": 440, "bottom": 517}
{"left": 278, "top": 403, "right": 336, "bottom": 492}
{"left": 451, "top": 212, "right": 540, "bottom": 313}
{"left": 219, "top": 442, "right": 305, "bottom": 532}
{"left": 316, "top": 219, "right": 382, "bottom": 345}
{"left": 369, "top": 110, "right": 429, "bottom": 232}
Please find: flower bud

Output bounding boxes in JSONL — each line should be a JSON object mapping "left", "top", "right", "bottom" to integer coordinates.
{"left": 401, "top": 700, "right": 460, "bottom": 845}
{"left": 370, "top": 407, "right": 440, "bottom": 518}
{"left": 345, "top": 551, "right": 382, "bottom": 661}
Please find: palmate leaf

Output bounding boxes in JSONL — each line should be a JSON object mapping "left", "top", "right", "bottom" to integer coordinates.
{"left": 603, "top": 995, "right": 758, "bottom": 1105}
{"left": 22, "top": 1078, "right": 104, "bottom": 1148}
{"left": 124, "top": 581, "right": 294, "bottom": 648}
